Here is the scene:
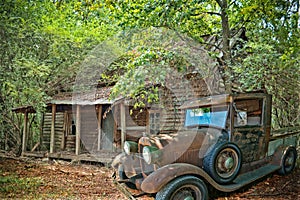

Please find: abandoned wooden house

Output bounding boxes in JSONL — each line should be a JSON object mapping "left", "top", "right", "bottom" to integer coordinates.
{"left": 12, "top": 27, "right": 251, "bottom": 163}
{"left": 13, "top": 27, "right": 248, "bottom": 163}
{"left": 12, "top": 71, "right": 215, "bottom": 164}
{"left": 10, "top": 25, "right": 252, "bottom": 164}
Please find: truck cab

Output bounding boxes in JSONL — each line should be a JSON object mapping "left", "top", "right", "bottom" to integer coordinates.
{"left": 113, "top": 93, "right": 298, "bottom": 200}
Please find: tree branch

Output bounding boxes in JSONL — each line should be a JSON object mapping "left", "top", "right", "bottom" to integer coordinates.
{"left": 215, "top": 0, "right": 223, "bottom": 7}
{"left": 189, "top": 11, "right": 221, "bottom": 17}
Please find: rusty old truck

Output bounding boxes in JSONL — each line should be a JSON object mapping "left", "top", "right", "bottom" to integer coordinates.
{"left": 112, "top": 92, "right": 299, "bottom": 200}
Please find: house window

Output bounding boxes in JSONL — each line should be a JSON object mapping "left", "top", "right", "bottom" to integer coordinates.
{"left": 149, "top": 111, "right": 160, "bottom": 135}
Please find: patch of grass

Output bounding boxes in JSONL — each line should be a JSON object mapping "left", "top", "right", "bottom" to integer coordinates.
{"left": 0, "top": 172, "right": 43, "bottom": 198}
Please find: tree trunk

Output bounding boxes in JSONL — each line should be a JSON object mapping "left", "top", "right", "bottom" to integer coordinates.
{"left": 216, "top": 0, "right": 232, "bottom": 93}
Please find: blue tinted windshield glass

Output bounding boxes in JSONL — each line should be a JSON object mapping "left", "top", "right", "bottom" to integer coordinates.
{"left": 185, "top": 106, "right": 228, "bottom": 128}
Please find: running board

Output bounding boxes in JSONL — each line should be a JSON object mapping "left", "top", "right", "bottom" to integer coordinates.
{"left": 217, "top": 164, "right": 280, "bottom": 192}
{"left": 113, "top": 179, "right": 148, "bottom": 199}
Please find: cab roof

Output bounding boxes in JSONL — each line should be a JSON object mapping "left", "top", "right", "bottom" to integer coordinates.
{"left": 180, "top": 93, "right": 270, "bottom": 109}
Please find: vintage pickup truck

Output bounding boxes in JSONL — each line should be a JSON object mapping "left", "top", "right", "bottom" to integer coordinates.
{"left": 112, "top": 92, "right": 299, "bottom": 200}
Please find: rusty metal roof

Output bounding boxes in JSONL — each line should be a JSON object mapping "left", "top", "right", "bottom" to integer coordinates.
{"left": 12, "top": 86, "right": 119, "bottom": 113}
{"left": 52, "top": 86, "right": 115, "bottom": 105}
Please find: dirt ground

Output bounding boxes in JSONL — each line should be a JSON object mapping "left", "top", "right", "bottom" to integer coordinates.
{"left": 0, "top": 156, "right": 299, "bottom": 200}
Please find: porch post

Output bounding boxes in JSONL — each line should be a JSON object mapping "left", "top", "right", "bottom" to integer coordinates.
{"left": 21, "top": 111, "right": 28, "bottom": 155}
{"left": 120, "top": 103, "right": 126, "bottom": 150}
{"left": 75, "top": 105, "right": 81, "bottom": 155}
{"left": 97, "top": 105, "right": 102, "bottom": 151}
{"left": 50, "top": 104, "right": 56, "bottom": 154}
{"left": 61, "top": 111, "right": 67, "bottom": 150}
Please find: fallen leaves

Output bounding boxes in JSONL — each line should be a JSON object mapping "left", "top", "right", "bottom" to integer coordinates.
{"left": 0, "top": 157, "right": 299, "bottom": 200}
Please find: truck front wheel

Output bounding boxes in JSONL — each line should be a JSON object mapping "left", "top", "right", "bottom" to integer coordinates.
{"left": 203, "top": 142, "right": 242, "bottom": 184}
{"left": 155, "top": 176, "right": 208, "bottom": 200}
{"left": 278, "top": 146, "right": 297, "bottom": 175}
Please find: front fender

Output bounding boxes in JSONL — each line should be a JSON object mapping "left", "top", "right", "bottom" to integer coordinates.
{"left": 141, "top": 163, "right": 213, "bottom": 193}
{"left": 111, "top": 152, "right": 126, "bottom": 169}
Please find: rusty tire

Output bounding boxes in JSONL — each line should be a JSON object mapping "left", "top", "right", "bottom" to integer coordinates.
{"left": 203, "top": 142, "right": 242, "bottom": 184}
{"left": 278, "top": 146, "right": 297, "bottom": 175}
{"left": 155, "top": 175, "right": 208, "bottom": 200}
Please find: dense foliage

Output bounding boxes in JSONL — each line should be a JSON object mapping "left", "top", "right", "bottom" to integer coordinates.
{"left": 0, "top": 0, "right": 118, "bottom": 153}
{"left": 0, "top": 0, "right": 299, "bottom": 153}
{"left": 106, "top": 0, "right": 300, "bottom": 127}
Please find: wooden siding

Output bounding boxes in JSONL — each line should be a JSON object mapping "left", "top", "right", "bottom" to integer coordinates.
{"left": 160, "top": 77, "right": 210, "bottom": 134}
{"left": 80, "top": 106, "right": 99, "bottom": 153}
{"left": 112, "top": 76, "right": 210, "bottom": 138}
{"left": 101, "top": 109, "right": 115, "bottom": 151}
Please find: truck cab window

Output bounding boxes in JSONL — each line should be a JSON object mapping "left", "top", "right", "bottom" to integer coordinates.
{"left": 185, "top": 105, "right": 229, "bottom": 129}
{"left": 234, "top": 99, "right": 263, "bottom": 127}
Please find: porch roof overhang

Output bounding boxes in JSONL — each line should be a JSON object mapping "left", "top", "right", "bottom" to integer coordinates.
{"left": 12, "top": 106, "right": 36, "bottom": 114}
{"left": 12, "top": 97, "right": 122, "bottom": 114}
{"left": 50, "top": 98, "right": 115, "bottom": 105}
{"left": 12, "top": 85, "right": 124, "bottom": 113}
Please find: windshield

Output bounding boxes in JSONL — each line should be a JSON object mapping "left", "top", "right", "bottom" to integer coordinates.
{"left": 184, "top": 105, "right": 229, "bottom": 129}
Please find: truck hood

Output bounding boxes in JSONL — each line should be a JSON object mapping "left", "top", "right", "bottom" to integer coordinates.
{"left": 139, "top": 128, "right": 224, "bottom": 166}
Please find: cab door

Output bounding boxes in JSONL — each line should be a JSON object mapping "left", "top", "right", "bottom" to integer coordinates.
{"left": 231, "top": 95, "right": 269, "bottom": 164}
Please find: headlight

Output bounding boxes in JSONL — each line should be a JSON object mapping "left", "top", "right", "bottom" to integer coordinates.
{"left": 142, "top": 146, "right": 161, "bottom": 164}
{"left": 124, "top": 141, "right": 138, "bottom": 155}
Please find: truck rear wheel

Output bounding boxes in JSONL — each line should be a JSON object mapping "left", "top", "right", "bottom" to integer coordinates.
{"left": 203, "top": 142, "right": 242, "bottom": 184}
{"left": 155, "top": 175, "right": 208, "bottom": 200}
{"left": 278, "top": 146, "right": 297, "bottom": 175}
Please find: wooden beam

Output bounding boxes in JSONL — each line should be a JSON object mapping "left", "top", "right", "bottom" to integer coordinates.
{"left": 39, "top": 113, "right": 44, "bottom": 151}
{"left": 31, "top": 142, "right": 40, "bottom": 152}
{"left": 120, "top": 103, "right": 126, "bottom": 150}
{"left": 61, "top": 111, "right": 67, "bottom": 150}
{"left": 50, "top": 104, "right": 56, "bottom": 154}
{"left": 97, "top": 105, "right": 102, "bottom": 151}
{"left": 75, "top": 105, "right": 81, "bottom": 155}
{"left": 22, "top": 111, "right": 28, "bottom": 155}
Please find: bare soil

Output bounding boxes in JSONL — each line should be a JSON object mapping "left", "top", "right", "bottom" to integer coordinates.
{"left": 0, "top": 156, "right": 299, "bottom": 199}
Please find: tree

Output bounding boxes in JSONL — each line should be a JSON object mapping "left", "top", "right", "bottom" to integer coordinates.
{"left": 231, "top": 0, "right": 300, "bottom": 127}
{"left": 106, "top": 0, "right": 239, "bottom": 92}
{"left": 105, "top": 0, "right": 299, "bottom": 127}
{"left": 0, "top": 0, "right": 299, "bottom": 154}
{"left": 0, "top": 0, "right": 118, "bottom": 153}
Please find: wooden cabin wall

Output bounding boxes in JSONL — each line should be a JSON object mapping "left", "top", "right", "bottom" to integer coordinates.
{"left": 41, "top": 104, "right": 118, "bottom": 154}
{"left": 113, "top": 106, "right": 147, "bottom": 127}
{"left": 101, "top": 108, "right": 115, "bottom": 151}
{"left": 113, "top": 104, "right": 148, "bottom": 144}
{"left": 77, "top": 104, "right": 117, "bottom": 152}
{"left": 54, "top": 113, "right": 64, "bottom": 150}
{"left": 126, "top": 108, "right": 148, "bottom": 127}
{"left": 80, "top": 105, "right": 98, "bottom": 153}
{"left": 112, "top": 76, "right": 210, "bottom": 142}
{"left": 40, "top": 76, "right": 210, "bottom": 152}
{"left": 126, "top": 107, "right": 148, "bottom": 140}
{"left": 160, "top": 77, "right": 209, "bottom": 134}
{"left": 113, "top": 105, "right": 121, "bottom": 149}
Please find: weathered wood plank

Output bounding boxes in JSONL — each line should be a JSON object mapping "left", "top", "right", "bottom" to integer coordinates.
{"left": 76, "top": 105, "right": 81, "bottom": 155}
{"left": 22, "top": 112, "right": 28, "bottom": 154}
{"left": 120, "top": 103, "right": 126, "bottom": 150}
{"left": 50, "top": 104, "right": 56, "bottom": 154}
